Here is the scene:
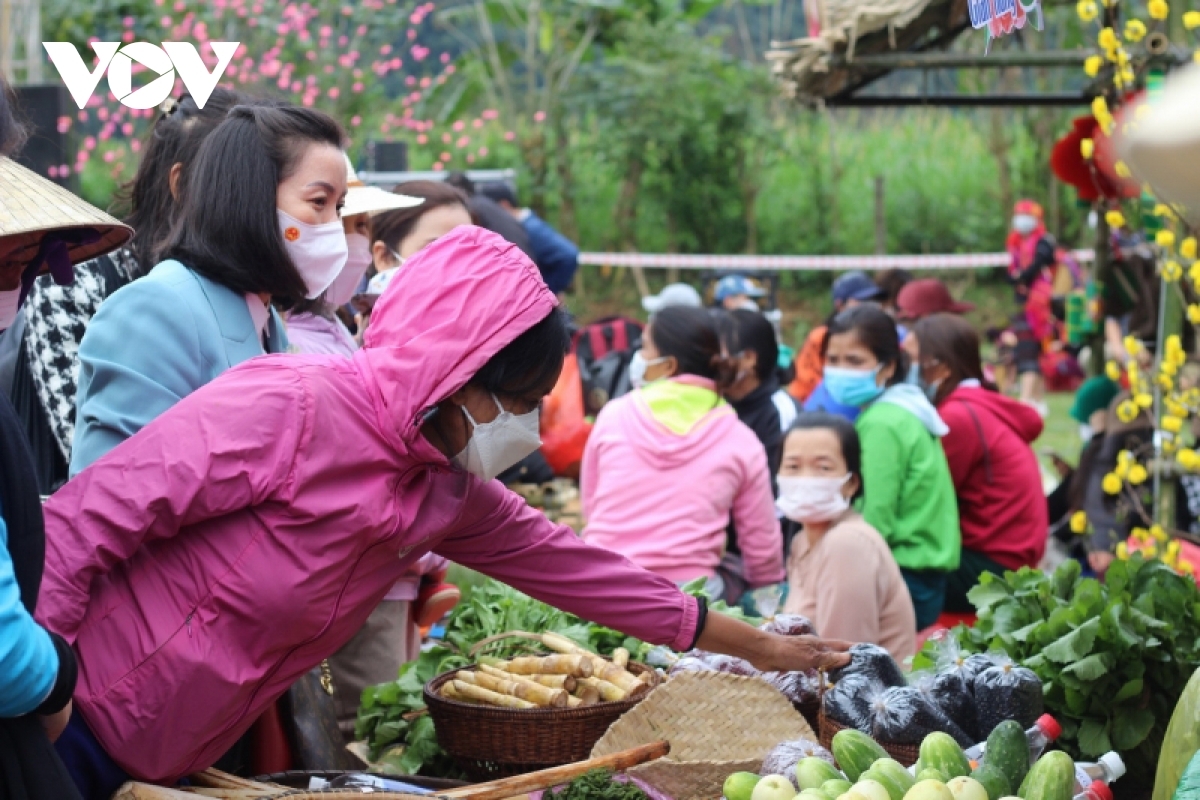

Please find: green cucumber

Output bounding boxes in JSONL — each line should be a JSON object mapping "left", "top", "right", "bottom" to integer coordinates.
{"left": 917, "top": 769, "right": 950, "bottom": 784}
{"left": 1017, "top": 752, "right": 1074, "bottom": 800}
{"left": 832, "top": 729, "right": 891, "bottom": 783}
{"left": 863, "top": 759, "right": 917, "bottom": 800}
{"left": 824, "top": 779, "right": 855, "bottom": 798}
{"left": 981, "top": 721, "right": 1031, "bottom": 794}
{"left": 919, "top": 733, "right": 972, "bottom": 780}
{"left": 970, "top": 763, "right": 1013, "bottom": 800}
{"left": 798, "top": 758, "right": 846, "bottom": 791}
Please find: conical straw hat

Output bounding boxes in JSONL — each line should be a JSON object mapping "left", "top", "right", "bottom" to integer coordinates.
{"left": 1116, "top": 63, "right": 1200, "bottom": 228}
{"left": 340, "top": 152, "right": 422, "bottom": 218}
{"left": 0, "top": 157, "right": 133, "bottom": 272}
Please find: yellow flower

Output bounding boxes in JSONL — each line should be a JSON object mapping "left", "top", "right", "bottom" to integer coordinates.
{"left": 1164, "top": 260, "right": 1184, "bottom": 281}
{"left": 1163, "top": 415, "right": 1185, "bottom": 433}
{"left": 1182, "top": 559, "right": 1195, "bottom": 575}
{"left": 1085, "top": 55, "right": 1104, "bottom": 77}
{"left": 1129, "top": 464, "right": 1150, "bottom": 484}
{"left": 1078, "top": 0, "right": 1100, "bottom": 20}
{"left": 1158, "top": 229, "right": 1177, "bottom": 248}
{"left": 1116, "top": 542, "right": 1130, "bottom": 559}
{"left": 1115, "top": 161, "right": 1134, "bottom": 178}
{"left": 1168, "top": 334, "right": 1183, "bottom": 354}
{"left": 1155, "top": 203, "right": 1173, "bottom": 218}
{"left": 1182, "top": 237, "right": 1198, "bottom": 259}
{"left": 1166, "top": 399, "right": 1187, "bottom": 417}
{"left": 1106, "top": 360, "right": 1122, "bottom": 381}
{"left": 1118, "top": 449, "right": 1133, "bottom": 465}
{"left": 1178, "top": 448, "right": 1198, "bottom": 470}
{"left": 1186, "top": 10, "right": 1200, "bottom": 28}
{"left": 1103, "top": 472, "right": 1123, "bottom": 494}
{"left": 1165, "top": 439, "right": 1179, "bottom": 456}
{"left": 1163, "top": 360, "right": 1180, "bottom": 378}
{"left": 1070, "top": 511, "right": 1089, "bottom": 534}
{"left": 1133, "top": 526, "right": 1151, "bottom": 542}
{"left": 1117, "top": 400, "right": 1141, "bottom": 422}
{"left": 1124, "top": 335, "right": 1142, "bottom": 356}
{"left": 1188, "top": 305, "right": 1200, "bottom": 325}
{"left": 1195, "top": 49, "right": 1200, "bottom": 65}
{"left": 1153, "top": 525, "right": 1170, "bottom": 542}
{"left": 1160, "top": 373, "right": 1176, "bottom": 391}
{"left": 1190, "top": 263, "right": 1200, "bottom": 283}
{"left": 1148, "top": 0, "right": 1168, "bottom": 19}
{"left": 1082, "top": 139, "right": 1096, "bottom": 159}
{"left": 1124, "top": 19, "right": 1148, "bottom": 40}
{"left": 1098, "top": 28, "right": 1118, "bottom": 50}
{"left": 1135, "top": 392, "right": 1154, "bottom": 408}
{"left": 1105, "top": 209, "right": 1124, "bottom": 227}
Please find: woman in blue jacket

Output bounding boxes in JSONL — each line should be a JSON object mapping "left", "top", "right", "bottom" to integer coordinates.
{"left": 70, "top": 104, "right": 349, "bottom": 474}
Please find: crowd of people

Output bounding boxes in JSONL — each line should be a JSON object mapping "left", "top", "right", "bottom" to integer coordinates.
{"left": 0, "top": 69, "right": 1179, "bottom": 800}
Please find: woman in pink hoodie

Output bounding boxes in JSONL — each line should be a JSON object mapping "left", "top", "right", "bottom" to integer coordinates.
{"left": 581, "top": 305, "right": 785, "bottom": 599}
{"left": 38, "top": 227, "right": 848, "bottom": 799}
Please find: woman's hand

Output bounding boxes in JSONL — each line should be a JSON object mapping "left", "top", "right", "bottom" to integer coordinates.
{"left": 41, "top": 700, "right": 72, "bottom": 743}
{"left": 695, "top": 608, "right": 853, "bottom": 672}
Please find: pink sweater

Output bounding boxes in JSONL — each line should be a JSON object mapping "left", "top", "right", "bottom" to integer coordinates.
{"left": 581, "top": 376, "right": 784, "bottom": 587}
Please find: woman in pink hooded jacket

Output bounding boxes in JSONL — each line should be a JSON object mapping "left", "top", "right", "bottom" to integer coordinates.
{"left": 37, "top": 226, "right": 850, "bottom": 799}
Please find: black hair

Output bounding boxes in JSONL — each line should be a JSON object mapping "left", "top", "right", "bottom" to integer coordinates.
{"left": 650, "top": 305, "right": 738, "bottom": 389}
{"left": 875, "top": 268, "right": 913, "bottom": 307}
{"left": 469, "top": 305, "right": 572, "bottom": 397}
{"left": 785, "top": 412, "right": 865, "bottom": 502}
{"left": 717, "top": 308, "right": 779, "bottom": 383}
{"left": 480, "top": 182, "right": 518, "bottom": 207}
{"left": 0, "top": 75, "right": 28, "bottom": 157}
{"left": 823, "top": 303, "right": 908, "bottom": 387}
{"left": 112, "top": 89, "right": 246, "bottom": 273}
{"left": 445, "top": 171, "right": 476, "bottom": 195}
{"left": 161, "top": 104, "right": 346, "bottom": 308}
{"left": 372, "top": 180, "right": 471, "bottom": 253}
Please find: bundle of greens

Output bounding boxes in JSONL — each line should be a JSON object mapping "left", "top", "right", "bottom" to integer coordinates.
{"left": 914, "top": 556, "right": 1200, "bottom": 784}
{"left": 556, "top": 769, "right": 651, "bottom": 800}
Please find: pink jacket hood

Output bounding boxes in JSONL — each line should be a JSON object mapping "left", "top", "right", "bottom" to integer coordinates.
{"left": 38, "top": 226, "right": 699, "bottom": 783}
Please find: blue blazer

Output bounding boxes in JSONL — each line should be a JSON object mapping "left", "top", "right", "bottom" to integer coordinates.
{"left": 521, "top": 212, "right": 579, "bottom": 294}
{"left": 70, "top": 260, "right": 289, "bottom": 476}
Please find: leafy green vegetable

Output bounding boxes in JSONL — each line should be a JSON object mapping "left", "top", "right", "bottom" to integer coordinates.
{"left": 914, "top": 556, "right": 1200, "bottom": 784}
{"left": 557, "top": 769, "right": 650, "bottom": 800}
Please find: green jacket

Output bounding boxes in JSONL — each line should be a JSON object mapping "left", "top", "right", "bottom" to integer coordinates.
{"left": 856, "top": 401, "right": 961, "bottom": 572}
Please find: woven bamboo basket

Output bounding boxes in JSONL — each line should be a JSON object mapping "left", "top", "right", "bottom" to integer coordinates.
{"left": 425, "top": 662, "right": 661, "bottom": 780}
{"left": 590, "top": 672, "right": 818, "bottom": 800}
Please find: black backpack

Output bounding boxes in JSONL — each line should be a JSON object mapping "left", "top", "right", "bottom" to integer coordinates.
{"left": 573, "top": 316, "right": 643, "bottom": 416}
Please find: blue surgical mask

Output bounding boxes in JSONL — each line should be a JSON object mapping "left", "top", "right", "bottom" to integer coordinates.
{"left": 906, "top": 362, "right": 921, "bottom": 386}
{"left": 824, "top": 365, "right": 885, "bottom": 407}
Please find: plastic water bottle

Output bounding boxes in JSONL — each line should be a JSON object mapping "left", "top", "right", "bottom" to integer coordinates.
{"left": 963, "top": 714, "right": 1063, "bottom": 762}
{"left": 1073, "top": 782, "right": 1113, "bottom": 800}
{"left": 1073, "top": 753, "right": 1126, "bottom": 794}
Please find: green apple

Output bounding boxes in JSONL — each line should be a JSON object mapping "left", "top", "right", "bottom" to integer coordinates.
{"left": 724, "top": 772, "right": 762, "bottom": 800}
{"left": 902, "top": 780, "right": 953, "bottom": 800}
{"left": 853, "top": 779, "right": 891, "bottom": 800}
{"left": 752, "top": 775, "right": 799, "bottom": 800}
{"left": 945, "top": 778, "right": 988, "bottom": 800}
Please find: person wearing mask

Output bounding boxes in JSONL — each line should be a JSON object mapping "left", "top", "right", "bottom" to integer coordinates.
{"left": 1006, "top": 199, "right": 1059, "bottom": 417}
{"left": 1, "top": 90, "right": 244, "bottom": 492}
{"left": 285, "top": 154, "right": 420, "bottom": 356}
{"left": 69, "top": 105, "right": 351, "bottom": 476}
{"left": 38, "top": 227, "right": 850, "bottom": 799}
{"left": 895, "top": 279, "right": 974, "bottom": 324}
{"left": 444, "top": 171, "right": 532, "bottom": 257}
{"left": 580, "top": 305, "right": 785, "bottom": 601}
{"left": 0, "top": 74, "right": 132, "bottom": 800}
{"left": 351, "top": 180, "right": 473, "bottom": 337}
{"left": 779, "top": 413, "right": 916, "bottom": 660}
{"left": 822, "top": 304, "right": 960, "bottom": 629}
{"left": 713, "top": 275, "right": 767, "bottom": 311}
{"left": 283, "top": 161, "right": 458, "bottom": 732}
{"left": 909, "top": 313, "right": 1047, "bottom": 612}
{"left": 480, "top": 182, "right": 579, "bottom": 294}
{"left": 791, "top": 271, "right": 884, "bottom": 414}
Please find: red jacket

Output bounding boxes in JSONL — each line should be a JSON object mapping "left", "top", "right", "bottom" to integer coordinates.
{"left": 937, "top": 385, "right": 1046, "bottom": 570}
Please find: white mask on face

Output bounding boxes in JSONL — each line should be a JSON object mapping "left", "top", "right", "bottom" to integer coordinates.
{"left": 0, "top": 288, "right": 21, "bottom": 330}
{"left": 628, "top": 352, "right": 670, "bottom": 389}
{"left": 324, "top": 232, "right": 372, "bottom": 306}
{"left": 278, "top": 208, "right": 350, "bottom": 299}
{"left": 1012, "top": 214, "right": 1039, "bottom": 235}
{"left": 775, "top": 474, "right": 852, "bottom": 524}
{"left": 453, "top": 393, "right": 543, "bottom": 481}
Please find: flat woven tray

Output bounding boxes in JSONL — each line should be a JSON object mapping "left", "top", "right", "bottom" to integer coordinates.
{"left": 591, "top": 672, "right": 817, "bottom": 800}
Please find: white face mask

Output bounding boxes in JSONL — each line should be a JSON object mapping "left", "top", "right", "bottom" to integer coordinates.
{"left": 776, "top": 474, "right": 852, "bottom": 524}
{"left": 0, "top": 288, "right": 21, "bottom": 330}
{"left": 1012, "top": 214, "right": 1039, "bottom": 235}
{"left": 278, "top": 209, "right": 350, "bottom": 299}
{"left": 628, "top": 352, "right": 670, "bottom": 389}
{"left": 324, "top": 232, "right": 372, "bottom": 306}
{"left": 453, "top": 393, "right": 543, "bottom": 482}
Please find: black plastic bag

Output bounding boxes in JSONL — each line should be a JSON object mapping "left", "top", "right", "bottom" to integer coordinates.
{"left": 761, "top": 739, "right": 835, "bottom": 787}
{"left": 761, "top": 614, "right": 817, "bottom": 637}
{"left": 974, "top": 663, "right": 1043, "bottom": 736}
{"left": 828, "top": 643, "right": 906, "bottom": 688}
{"left": 911, "top": 669, "right": 980, "bottom": 742}
{"left": 762, "top": 670, "right": 821, "bottom": 705}
{"left": 867, "top": 686, "right": 973, "bottom": 746}
{"left": 824, "top": 674, "right": 885, "bottom": 732}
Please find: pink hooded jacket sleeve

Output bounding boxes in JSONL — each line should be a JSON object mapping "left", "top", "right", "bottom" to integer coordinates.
{"left": 437, "top": 478, "right": 700, "bottom": 652}
{"left": 37, "top": 366, "right": 308, "bottom": 642}
{"left": 731, "top": 442, "right": 786, "bottom": 587}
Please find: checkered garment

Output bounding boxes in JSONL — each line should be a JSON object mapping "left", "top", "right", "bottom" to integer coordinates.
{"left": 20, "top": 248, "right": 140, "bottom": 460}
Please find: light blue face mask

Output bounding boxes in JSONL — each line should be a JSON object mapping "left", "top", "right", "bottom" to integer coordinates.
{"left": 824, "top": 365, "right": 885, "bottom": 407}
